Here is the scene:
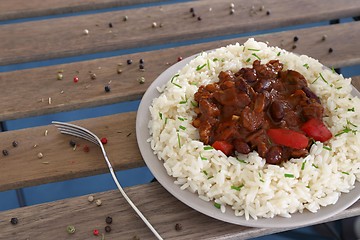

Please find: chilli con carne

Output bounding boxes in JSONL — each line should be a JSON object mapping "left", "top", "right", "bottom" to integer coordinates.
{"left": 192, "top": 60, "right": 332, "bottom": 164}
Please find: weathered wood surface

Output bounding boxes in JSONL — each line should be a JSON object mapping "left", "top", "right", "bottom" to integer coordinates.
{"left": 0, "top": 0, "right": 163, "bottom": 21}
{"left": 0, "top": 112, "right": 141, "bottom": 192}
{"left": 1, "top": 0, "right": 360, "bottom": 65}
{"left": 0, "top": 21, "right": 359, "bottom": 122}
{"left": 0, "top": 182, "right": 359, "bottom": 240}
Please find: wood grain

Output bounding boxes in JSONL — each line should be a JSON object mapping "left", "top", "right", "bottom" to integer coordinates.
{"left": 0, "top": 21, "right": 359, "bottom": 121}
{"left": 0, "top": 112, "right": 142, "bottom": 192}
{"left": 0, "top": 0, "right": 163, "bottom": 21}
{"left": 0, "top": 182, "right": 358, "bottom": 239}
{"left": 1, "top": 0, "right": 360, "bottom": 65}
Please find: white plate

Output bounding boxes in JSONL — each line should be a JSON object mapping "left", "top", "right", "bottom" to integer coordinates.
{"left": 136, "top": 54, "right": 360, "bottom": 228}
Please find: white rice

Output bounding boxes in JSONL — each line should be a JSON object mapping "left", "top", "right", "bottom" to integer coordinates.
{"left": 148, "top": 38, "right": 360, "bottom": 219}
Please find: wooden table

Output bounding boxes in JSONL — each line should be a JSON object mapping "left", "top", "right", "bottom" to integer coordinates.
{"left": 0, "top": 0, "right": 359, "bottom": 239}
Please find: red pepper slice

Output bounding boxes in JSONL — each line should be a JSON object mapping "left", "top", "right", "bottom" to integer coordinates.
{"left": 212, "top": 141, "right": 234, "bottom": 156}
{"left": 301, "top": 118, "right": 332, "bottom": 142}
{"left": 267, "top": 129, "right": 308, "bottom": 149}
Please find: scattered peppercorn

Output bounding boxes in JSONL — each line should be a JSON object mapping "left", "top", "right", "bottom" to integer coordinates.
{"left": 197, "top": 16, "right": 202, "bottom": 21}
{"left": 117, "top": 68, "right": 122, "bottom": 74}
{"left": 95, "top": 199, "right": 102, "bottom": 206}
{"left": 67, "top": 225, "right": 76, "bottom": 234}
{"left": 259, "top": 5, "right": 265, "bottom": 11}
{"left": 328, "top": 48, "right": 333, "bottom": 53}
{"left": 266, "top": 10, "right": 271, "bottom": 15}
{"left": 70, "top": 140, "right": 77, "bottom": 148}
{"left": 57, "top": 73, "right": 63, "bottom": 80}
{"left": 137, "top": 77, "right": 145, "bottom": 84}
{"left": 192, "top": 12, "right": 196, "bottom": 17}
{"left": 83, "top": 145, "right": 90, "bottom": 152}
{"left": 37, "top": 152, "right": 44, "bottom": 159}
{"left": 293, "top": 36, "right": 299, "bottom": 42}
{"left": 109, "top": 23, "right": 113, "bottom": 28}
{"left": 90, "top": 73, "right": 97, "bottom": 80}
{"left": 127, "top": 59, "right": 132, "bottom": 65}
{"left": 175, "top": 223, "right": 182, "bottom": 231}
{"left": 230, "top": 9, "right": 235, "bottom": 15}
{"left": 105, "top": 225, "right": 112, "bottom": 233}
{"left": 93, "top": 229, "right": 100, "bottom": 236}
{"left": 292, "top": 45, "right": 297, "bottom": 49}
{"left": 177, "top": 56, "right": 183, "bottom": 62}
{"left": 190, "top": 8, "right": 194, "bottom": 13}
{"left": 88, "top": 195, "right": 94, "bottom": 202}
{"left": 101, "top": 137, "right": 108, "bottom": 144}
{"left": 152, "top": 22, "right": 157, "bottom": 28}
{"left": 139, "top": 59, "right": 144, "bottom": 64}
{"left": 2, "top": 149, "right": 9, "bottom": 156}
{"left": 10, "top": 217, "right": 18, "bottom": 225}
{"left": 139, "top": 64, "right": 145, "bottom": 70}
{"left": 12, "top": 141, "right": 18, "bottom": 147}
{"left": 105, "top": 216, "right": 113, "bottom": 224}
{"left": 322, "top": 34, "right": 327, "bottom": 41}
{"left": 104, "top": 85, "right": 111, "bottom": 92}
{"left": 73, "top": 77, "right": 79, "bottom": 83}
{"left": 123, "top": 16, "right": 128, "bottom": 21}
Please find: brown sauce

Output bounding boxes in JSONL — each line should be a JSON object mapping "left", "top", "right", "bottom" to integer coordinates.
{"left": 192, "top": 60, "right": 327, "bottom": 164}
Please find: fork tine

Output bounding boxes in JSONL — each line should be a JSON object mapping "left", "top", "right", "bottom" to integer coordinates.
{"left": 56, "top": 125, "right": 99, "bottom": 146}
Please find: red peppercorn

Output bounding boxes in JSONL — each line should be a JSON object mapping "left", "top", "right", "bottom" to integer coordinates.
{"left": 73, "top": 77, "right": 79, "bottom": 83}
{"left": 83, "top": 145, "right": 90, "bottom": 152}
{"left": 93, "top": 229, "right": 99, "bottom": 236}
{"left": 177, "top": 56, "right": 183, "bottom": 62}
{"left": 101, "top": 137, "right": 108, "bottom": 144}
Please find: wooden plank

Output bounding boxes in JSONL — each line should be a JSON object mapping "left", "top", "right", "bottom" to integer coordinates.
{"left": 0, "top": 0, "right": 163, "bottom": 21}
{"left": 0, "top": 112, "right": 141, "bottom": 192}
{"left": 1, "top": 0, "right": 360, "bottom": 65}
{"left": 0, "top": 21, "right": 359, "bottom": 122}
{"left": 0, "top": 182, "right": 359, "bottom": 239}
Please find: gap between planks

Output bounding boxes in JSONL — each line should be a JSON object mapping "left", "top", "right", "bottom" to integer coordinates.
{"left": 0, "top": 182, "right": 359, "bottom": 240}
{"left": 0, "top": 0, "right": 360, "bottom": 65}
{"left": 0, "top": 21, "right": 359, "bottom": 122}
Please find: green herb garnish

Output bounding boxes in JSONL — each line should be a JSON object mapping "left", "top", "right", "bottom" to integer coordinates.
{"left": 323, "top": 146, "right": 332, "bottom": 151}
{"left": 159, "top": 112, "right": 163, "bottom": 120}
{"left": 312, "top": 164, "right": 318, "bottom": 169}
{"left": 303, "top": 63, "right": 310, "bottom": 69}
{"left": 277, "top": 52, "right": 281, "bottom": 56}
{"left": 203, "top": 170, "right": 208, "bottom": 176}
{"left": 178, "top": 117, "right": 187, "bottom": 121}
{"left": 200, "top": 153, "right": 207, "bottom": 160}
{"left": 252, "top": 53, "right": 261, "bottom": 60}
{"left": 207, "top": 59, "right": 210, "bottom": 70}
{"left": 177, "top": 131, "right": 181, "bottom": 148}
{"left": 179, "top": 125, "right": 186, "bottom": 131}
{"left": 204, "top": 146, "right": 214, "bottom": 150}
{"left": 348, "top": 107, "right": 355, "bottom": 112}
{"left": 342, "top": 171, "right": 350, "bottom": 175}
{"left": 214, "top": 203, "right": 221, "bottom": 209}
{"left": 319, "top": 73, "right": 328, "bottom": 84}
{"left": 170, "top": 74, "right": 179, "bottom": 83}
{"left": 196, "top": 63, "right": 207, "bottom": 71}
{"left": 172, "top": 82, "right": 182, "bottom": 88}
{"left": 191, "top": 101, "right": 198, "bottom": 107}
{"left": 231, "top": 184, "right": 244, "bottom": 191}
{"left": 247, "top": 48, "right": 260, "bottom": 51}
{"left": 237, "top": 159, "right": 248, "bottom": 164}
{"left": 246, "top": 58, "right": 251, "bottom": 63}
{"left": 301, "top": 161, "right": 306, "bottom": 170}
{"left": 284, "top": 173, "right": 294, "bottom": 178}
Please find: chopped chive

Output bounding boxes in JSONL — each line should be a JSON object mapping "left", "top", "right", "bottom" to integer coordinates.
{"left": 207, "top": 59, "right": 210, "bottom": 70}
{"left": 312, "top": 164, "right": 318, "bottom": 169}
{"left": 207, "top": 176, "right": 214, "bottom": 180}
{"left": 312, "top": 75, "right": 320, "bottom": 84}
{"left": 246, "top": 58, "right": 251, "bottom": 62}
{"left": 341, "top": 171, "right": 350, "bottom": 175}
{"left": 336, "top": 86, "right": 342, "bottom": 90}
{"left": 204, "top": 146, "right": 213, "bottom": 150}
{"left": 301, "top": 161, "right": 306, "bottom": 170}
{"left": 159, "top": 112, "right": 163, "bottom": 120}
{"left": 170, "top": 74, "right": 179, "bottom": 83}
{"left": 189, "top": 81, "right": 197, "bottom": 85}
{"left": 284, "top": 173, "right": 294, "bottom": 178}
{"left": 214, "top": 203, "right": 221, "bottom": 209}
{"left": 323, "top": 146, "right": 332, "bottom": 151}
{"left": 165, "top": 117, "right": 168, "bottom": 124}
{"left": 179, "top": 100, "right": 187, "bottom": 104}
{"left": 306, "top": 185, "right": 310, "bottom": 189}
{"left": 221, "top": 58, "right": 225, "bottom": 62}
{"left": 172, "top": 82, "right": 182, "bottom": 88}
{"left": 178, "top": 117, "right": 187, "bottom": 121}
{"left": 251, "top": 53, "right": 261, "bottom": 60}
{"left": 200, "top": 153, "right": 207, "bottom": 160}
{"left": 177, "top": 132, "right": 181, "bottom": 148}
{"left": 179, "top": 125, "right": 186, "bottom": 131}
{"left": 196, "top": 63, "right": 207, "bottom": 71}
{"left": 231, "top": 184, "right": 244, "bottom": 191}
{"left": 237, "top": 159, "right": 248, "bottom": 164}
{"left": 303, "top": 63, "right": 310, "bottom": 69}
{"left": 335, "top": 125, "right": 357, "bottom": 137}
{"left": 331, "top": 67, "right": 336, "bottom": 74}
{"left": 203, "top": 170, "right": 208, "bottom": 176}
{"left": 347, "top": 119, "right": 358, "bottom": 128}
{"left": 191, "top": 101, "right": 198, "bottom": 107}
{"left": 213, "top": 58, "right": 219, "bottom": 62}
{"left": 348, "top": 107, "right": 355, "bottom": 112}
{"left": 277, "top": 52, "right": 281, "bottom": 56}
{"left": 319, "top": 73, "right": 328, "bottom": 84}
{"left": 247, "top": 48, "right": 260, "bottom": 51}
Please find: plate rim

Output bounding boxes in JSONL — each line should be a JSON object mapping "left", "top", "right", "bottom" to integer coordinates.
{"left": 136, "top": 52, "right": 360, "bottom": 228}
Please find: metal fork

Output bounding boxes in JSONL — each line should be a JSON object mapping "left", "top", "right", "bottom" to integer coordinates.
{"left": 52, "top": 121, "right": 163, "bottom": 240}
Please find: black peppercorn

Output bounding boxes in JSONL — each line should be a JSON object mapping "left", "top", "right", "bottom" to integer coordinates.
{"left": 105, "top": 216, "right": 113, "bottom": 224}
{"left": 109, "top": 23, "right": 113, "bottom": 28}
{"left": 105, "top": 225, "right": 112, "bottom": 232}
{"left": 139, "top": 59, "right": 144, "bottom": 64}
{"left": 266, "top": 10, "right": 271, "bottom": 15}
{"left": 127, "top": 59, "right": 132, "bottom": 65}
{"left": 2, "top": 149, "right": 9, "bottom": 156}
{"left": 175, "top": 223, "right": 182, "bottom": 231}
{"left": 69, "top": 140, "right": 76, "bottom": 147}
{"left": 139, "top": 64, "right": 144, "bottom": 70}
{"left": 293, "top": 36, "right": 299, "bottom": 42}
{"left": 10, "top": 217, "right": 18, "bottom": 225}
{"left": 12, "top": 141, "right": 18, "bottom": 147}
{"left": 192, "top": 12, "right": 196, "bottom": 17}
{"left": 292, "top": 45, "right": 297, "bottom": 49}
{"left": 197, "top": 16, "right": 202, "bottom": 21}
{"left": 105, "top": 85, "right": 111, "bottom": 92}
{"left": 328, "top": 48, "right": 333, "bottom": 53}
{"left": 190, "top": 8, "right": 194, "bottom": 13}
